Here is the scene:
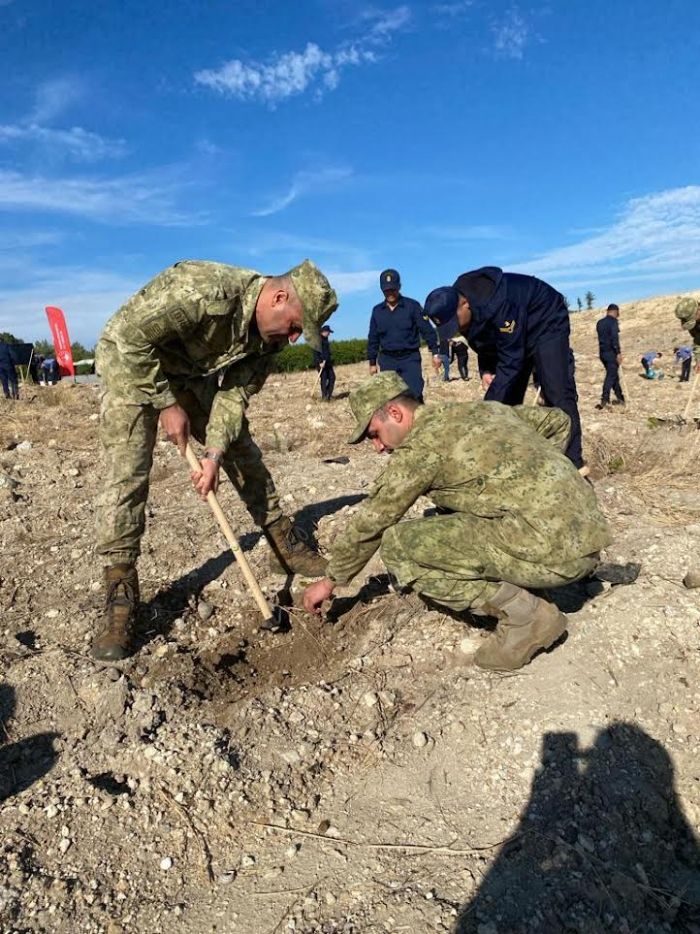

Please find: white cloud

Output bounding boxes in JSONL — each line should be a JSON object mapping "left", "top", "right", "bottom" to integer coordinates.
{"left": 327, "top": 270, "right": 379, "bottom": 294}
{"left": 511, "top": 186, "right": 700, "bottom": 289}
{"left": 0, "top": 123, "right": 127, "bottom": 161}
{"left": 30, "top": 77, "right": 84, "bottom": 124}
{"left": 251, "top": 166, "right": 353, "bottom": 217}
{"left": 0, "top": 168, "right": 201, "bottom": 226}
{"left": 194, "top": 6, "right": 410, "bottom": 105}
{"left": 0, "top": 265, "right": 140, "bottom": 344}
{"left": 430, "top": 1, "right": 473, "bottom": 16}
{"left": 492, "top": 7, "right": 532, "bottom": 60}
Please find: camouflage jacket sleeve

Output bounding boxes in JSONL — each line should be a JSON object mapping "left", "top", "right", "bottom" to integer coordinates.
{"left": 205, "top": 353, "right": 278, "bottom": 450}
{"left": 103, "top": 297, "right": 204, "bottom": 411}
{"left": 327, "top": 444, "right": 441, "bottom": 585}
{"left": 512, "top": 405, "right": 571, "bottom": 452}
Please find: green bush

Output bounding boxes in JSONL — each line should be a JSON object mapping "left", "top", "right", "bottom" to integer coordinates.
{"left": 274, "top": 339, "right": 369, "bottom": 373}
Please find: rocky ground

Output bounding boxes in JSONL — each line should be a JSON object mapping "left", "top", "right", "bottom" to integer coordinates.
{"left": 1, "top": 290, "right": 700, "bottom": 934}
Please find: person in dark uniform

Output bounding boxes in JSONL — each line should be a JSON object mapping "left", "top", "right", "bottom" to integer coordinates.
{"left": 367, "top": 268, "right": 441, "bottom": 401}
{"left": 450, "top": 336, "right": 470, "bottom": 380}
{"left": 424, "top": 267, "right": 585, "bottom": 469}
{"left": 595, "top": 303, "right": 625, "bottom": 409}
{"left": 312, "top": 324, "right": 336, "bottom": 401}
{"left": 0, "top": 342, "right": 19, "bottom": 400}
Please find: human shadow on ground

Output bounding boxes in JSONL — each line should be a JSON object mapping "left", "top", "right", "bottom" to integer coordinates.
{"left": 454, "top": 723, "right": 700, "bottom": 933}
{"left": 0, "top": 683, "right": 59, "bottom": 802}
{"left": 293, "top": 493, "right": 366, "bottom": 528}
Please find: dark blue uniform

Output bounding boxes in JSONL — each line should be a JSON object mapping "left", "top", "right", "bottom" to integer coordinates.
{"left": 0, "top": 342, "right": 19, "bottom": 399}
{"left": 312, "top": 333, "right": 335, "bottom": 400}
{"left": 454, "top": 266, "right": 584, "bottom": 468}
{"left": 596, "top": 315, "right": 624, "bottom": 405}
{"left": 367, "top": 296, "right": 438, "bottom": 400}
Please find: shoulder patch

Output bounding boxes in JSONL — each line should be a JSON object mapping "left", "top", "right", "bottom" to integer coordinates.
{"left": 499, "top": 319, "right": 516, "bottom": 334}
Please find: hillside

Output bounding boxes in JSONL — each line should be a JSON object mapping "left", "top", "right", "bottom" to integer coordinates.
{"left": 1, "top": 288, "right": 699, "bottom": 933}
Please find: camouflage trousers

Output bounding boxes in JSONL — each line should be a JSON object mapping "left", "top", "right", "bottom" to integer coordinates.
{"left": 380, "top": 513, "right": 599, "bottom": 611}
{"left": 96, "top": 375, "right": 282, "bottom": 566}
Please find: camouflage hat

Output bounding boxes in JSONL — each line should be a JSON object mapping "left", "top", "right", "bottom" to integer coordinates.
{"left": 675, "top": 296, "right": 699, "bottom": 331}
{"left": 286, "top": 259, "right": 338, "bottom": 350}
{"left": 347, "top": 371, "right": 411, "bottom": 444}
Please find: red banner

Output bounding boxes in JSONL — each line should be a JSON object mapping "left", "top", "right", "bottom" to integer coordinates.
{"left": 45, "top": 306, "right": 75, "bottom": 378}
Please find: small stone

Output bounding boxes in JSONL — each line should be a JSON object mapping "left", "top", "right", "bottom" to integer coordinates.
{"left": 46, "top": 804, "right": 59, "bottom": 819}
{"left": 324, "top": 892, "right": 337, "bottom": 906}
{"left": 106, "top": 668, "right": 121, "bottom": 682}
{"left": 362, "top": 691, "right": 379, "bottom": 708}
{"left": 240, "top": 854, "right": 256, "bottom": 868}
{"left": 412, "top": 731, "right": 429, "bottom": 749}
{"left": 197, "top": 601, "right": 214, "bottom": 621}
{"left": 58, "top": 838, "right": 72, "bottom": 855}
{"left": 218, "top": 870, "right": 237, "bottom": 884}
{"left": 683, "top": 569, "right": 700, "bottom": 589}
{"left": 459, "top": 637, "right": 477, "bottom": 655}
{"left": 45, "top": 609, "right": 59, "bottom": 619}
{"left": 160, "top": 857, "right": 173, "bottom": 871}
{"left": 173, "top": 617, "right": 186, "bottom": 631}
{"left": 15, "top": 441, "right": 32, "bottom": 452}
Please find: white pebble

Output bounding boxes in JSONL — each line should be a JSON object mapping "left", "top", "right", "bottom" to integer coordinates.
{"left": 362, "top": 691, "right": 379, "bottom": 707}
{"left": 412, "top": 731, "right": 429, "bottom": 748}
{"left": 160, "top": 857, "right": 173, "bottom": 871}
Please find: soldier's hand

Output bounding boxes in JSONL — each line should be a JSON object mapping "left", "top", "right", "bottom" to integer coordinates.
{"left": 481, "top": 373, "right": 495, "bottom": 391}
{"left": 432, "top": 355, "right": 442, "bottom": 372}
{"left": 159, "top": 404, "right": 190, "bottom": 456}
{"left": 696, "top": 362, "right": 700, "bottom": 374}
{"left": 303, "top": 577, "right": 335, "bottom": 614}
{"left": 191, "top": 459, "right": 220, "bottom": 498}
{"left": 369, "top": 365, "right": 378, "bottom": 376}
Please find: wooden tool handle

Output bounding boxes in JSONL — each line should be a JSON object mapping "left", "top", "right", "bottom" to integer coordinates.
{"left": 186, "top": 444, "right": 273, "bottom": 620}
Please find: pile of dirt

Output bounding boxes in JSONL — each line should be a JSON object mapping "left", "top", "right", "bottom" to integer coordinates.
{"left": 1, "top": 289, "right": 699, "bottom": 933}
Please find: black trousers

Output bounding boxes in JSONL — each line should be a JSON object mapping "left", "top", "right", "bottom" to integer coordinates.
{"left": 320, "top": 365, "right": 336, "bottom": 399}
{"left": 497, "top": 335, "right": 584, "bottom": 469}
{"left": 600, "top": 355, "right": 624, "bottom": 403}
{"left": 681, "top": 358, "right": 692, "bottom": 382}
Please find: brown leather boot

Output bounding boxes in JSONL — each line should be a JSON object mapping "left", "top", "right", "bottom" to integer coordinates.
{"left": 473, "top": 583, "right": 567, "bottom": 671}
{"left": 91, "top": 565, "right": 139, "bottom": 661}
{"left": 263, "top": 516, "right": 327, "bottom": 576}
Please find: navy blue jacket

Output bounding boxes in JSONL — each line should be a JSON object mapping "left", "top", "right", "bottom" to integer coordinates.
{"left": 453, "top": 267, "right": 569, "bottom": 402}
{"left": 312, "top": 335, "right": 333, "bottom": 367}
{"left": 596, "top": 315, "right": 620, "bottom": 358}
{"left": 367, "top": 296, "right": 438, "bottom": 364}
{"left": 0, "top": 342, "right": 15, "bottom": 371}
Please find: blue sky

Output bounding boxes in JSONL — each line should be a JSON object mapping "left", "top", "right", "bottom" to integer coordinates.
{"left": 1, "top": 0, "right": 700, "bottom": 347}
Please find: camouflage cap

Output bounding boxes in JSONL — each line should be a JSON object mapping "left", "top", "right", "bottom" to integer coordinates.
{"left": 675, "top": 296, "right": 699, "bottom": 331}
{"left": 286, "top": 259, "right": 338, "bottom": 350}
{"left": 347, "top": 371, "right": 411, "bottom": 444}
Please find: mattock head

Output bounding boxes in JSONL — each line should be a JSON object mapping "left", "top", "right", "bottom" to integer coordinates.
{"left": 260, "top": 604, "right": 290, "bottom": 634}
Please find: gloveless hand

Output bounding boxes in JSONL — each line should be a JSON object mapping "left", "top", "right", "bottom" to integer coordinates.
{"left": 159, "top": 404, "right": 190, "bottom": 456}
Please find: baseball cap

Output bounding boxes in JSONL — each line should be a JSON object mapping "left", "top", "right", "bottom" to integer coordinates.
{"left": 347, "top": 371, "right": 411, "bottom": 444}
{"left": 380, "top": 269, "right": 401, "bottom": 292}
{"left": 424, "top": 286, "right": 461, "bottom": 340}
{"left": 286, "top": 259, "right": 338, "bottom": 350}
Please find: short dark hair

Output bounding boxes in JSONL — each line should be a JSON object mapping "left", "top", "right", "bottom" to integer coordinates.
{"left": 607, "top": 303, "right": 619, "bottom": 312}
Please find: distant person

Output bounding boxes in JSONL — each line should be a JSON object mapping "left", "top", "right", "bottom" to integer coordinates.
{"left": 450, "top": 336, "right": 470, "bottom": 380}
{"left": 28, "top": 352, "right": 40, "bottom": 385}
{"left": 367, "top": 268, "right": 441, "bottom": 401}
{"left": 424, "top": 266, "right": 585, "bottom": 469}
{"left": 312, "top": 324, "right": 335, "bottom": 401}
{"left": 595, "top": 303, "right": 625, "bottom": 409}
{"left": 0, "top": 342, "right": 19, "bottom": 400}
{"left": 674, "top": 345, "right": 693, "bottom": 382}
{"left": 42, "top": 357, "right": 60, "bottom": 385}
{"left": 674, "top": 297, "right": 700, "bottom": 375}
{"left": 438, "top": 336, "right": 451, "bottom": 381}
{"left": 641, "top": 350, "right": 663, "bottom": 379}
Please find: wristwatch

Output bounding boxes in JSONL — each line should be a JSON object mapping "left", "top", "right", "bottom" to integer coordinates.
{"left": 202, "top": 450, "right": 224, "bottom": 465}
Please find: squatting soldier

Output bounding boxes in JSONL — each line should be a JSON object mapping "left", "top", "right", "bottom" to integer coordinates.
{"left": 675, "top": 297, "right": 700, "bottom": 374}
{"left": 303, "top": 373, "right": 611, "bottom": 671}
{"left": 367, "top": 268, "right": 441, "bottom": 401}
{"left": 93, "top": 258, "right": 337, "bottom": 661}
{"left": 424, "top": 267, "right": 585, "bottom": 469}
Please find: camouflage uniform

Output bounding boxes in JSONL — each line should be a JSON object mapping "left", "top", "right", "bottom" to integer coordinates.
{"left": 675, "top": 297, "right": 700, "bottom": 366}
{"left": 96, "top": 259, "right": 336, "bottom": 566}
{"left": 328, "top": 399, "right": 611, "bottom": 610}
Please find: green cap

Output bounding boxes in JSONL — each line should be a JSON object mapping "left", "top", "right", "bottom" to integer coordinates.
{"left": 675, "top": 296, "right": 699, "bottom": 331}
{"left": 347, "top": 371, "right": 410, "bottom": 444}
{"left": 286, "top": 259, "right": 338, "bottom": 350}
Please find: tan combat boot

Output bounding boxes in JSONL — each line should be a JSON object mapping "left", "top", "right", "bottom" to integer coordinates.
{"left": 473, "top": 583, "right": 567, "bottom": 671}
{"left": 91, "top": 565, "right": 139, "bottom": 661}
{"left": 263, "top": 516, "right": 328, "bottom": 576}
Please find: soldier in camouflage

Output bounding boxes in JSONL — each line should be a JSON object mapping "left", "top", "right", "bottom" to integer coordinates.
{"left": 303, "top": 372, "right": 612, "bottom": 671}
{"left": 92, "top": 258, "right": 338, "bottom": 661}
{"left": 674, "top": 297, "right": 700, "bottom": 372}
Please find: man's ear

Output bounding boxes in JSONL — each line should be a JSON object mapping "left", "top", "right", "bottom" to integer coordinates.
{"left": 386, "top": 402, "right": 404, "bottom": 423}
{"left": 272, "top": 288, "right": 290, "bottom": 309}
